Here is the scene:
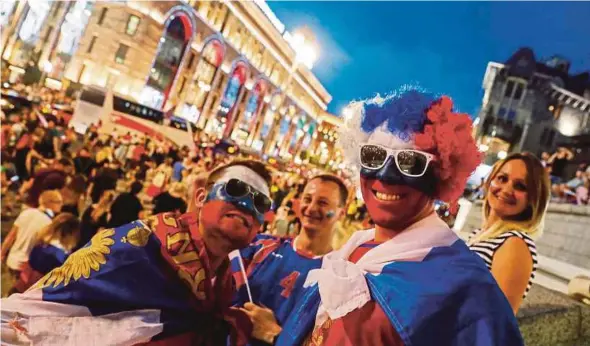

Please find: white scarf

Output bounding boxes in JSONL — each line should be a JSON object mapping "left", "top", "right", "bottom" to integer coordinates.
{"left": 304, "top": 212, "right": 458, "bottom": 326}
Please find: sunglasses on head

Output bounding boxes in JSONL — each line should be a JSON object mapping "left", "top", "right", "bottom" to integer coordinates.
{"left": 359, "top": 144, "right": 435, "bottom": 177}
{"left": 224, "top": 178, "right": 272, "bottom": 215}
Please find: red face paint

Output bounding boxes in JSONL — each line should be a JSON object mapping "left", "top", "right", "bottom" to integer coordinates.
{"left": 360, "top": 176, "right": 432, "bottom": 230}
{"left": 200, "top": 200, "right": 261, "bottom": 256}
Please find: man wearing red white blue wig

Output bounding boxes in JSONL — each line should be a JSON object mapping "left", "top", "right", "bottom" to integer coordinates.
{"left": 275, "top": 86, "right": 524, "bottom": 345}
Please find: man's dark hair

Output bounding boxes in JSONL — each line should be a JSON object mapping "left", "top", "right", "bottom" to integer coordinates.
{"left": 308, "top": 174, "right": 349, "bottom": 207}
{"left": 130, "top": 181, "right": 143, "bottom": 195}
{"left": 208, "top": 160, "right": 272, "bottom": 189}
{"left": 57, "top": 158, "right": 74, "bottom": 168}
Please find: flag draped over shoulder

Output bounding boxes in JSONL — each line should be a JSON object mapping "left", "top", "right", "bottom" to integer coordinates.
{"left": 1, "top": 213, "right": 238, "bottom": 346}
{"left": 276, "top": 214, "right": 524, "bottom": 346}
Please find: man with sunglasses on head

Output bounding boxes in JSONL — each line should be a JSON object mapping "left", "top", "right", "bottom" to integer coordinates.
{"left": 230, "top": 174, "right": 348, "bottom": 345}
{"left": 2, "top": 160, "right": 273, "bottom": 346}
{"left": 276, "top": 88, "right": 524, "bottom": 346}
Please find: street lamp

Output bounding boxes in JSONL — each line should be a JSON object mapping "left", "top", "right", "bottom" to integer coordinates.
{"left": 289, "top": 31, "right": 318, "bottom": 69}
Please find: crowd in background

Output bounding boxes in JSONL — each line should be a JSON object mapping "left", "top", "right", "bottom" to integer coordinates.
{"left": 540, "top": 148, "right": 590, "bottom": 205}
{"left": 0, "top": 90, "right": 371, "bottom": 295}
{"left": 1, "top": 85, "right": 588, "bottom": 299}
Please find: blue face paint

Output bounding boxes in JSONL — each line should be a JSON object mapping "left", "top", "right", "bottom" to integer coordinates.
{"left": 206, "top": 182, "right": 265, "bottom": 224}
{"left": 360, "top": 156, "right": 437, "bottom": 196}
{"left": 326, "top": 211, "right": 335, "bottom": 219}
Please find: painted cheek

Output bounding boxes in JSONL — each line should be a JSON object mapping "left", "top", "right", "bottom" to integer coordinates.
{"left": 363, "top": 196, "right": 390, "bottom": 220}
{"left": 200, "top": 201, "right": 225, "bottom": 224}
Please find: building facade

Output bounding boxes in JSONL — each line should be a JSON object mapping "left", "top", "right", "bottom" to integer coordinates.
{"left": 1, "top": 0, "right": 343, "bottom": 164}
{"left": 476, "top": 48, "right": 590, "bottom": 165}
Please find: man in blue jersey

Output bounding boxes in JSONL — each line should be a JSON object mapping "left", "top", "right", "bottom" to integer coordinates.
{"left": 231, "top": 174, "right": 348, "bottom": 345}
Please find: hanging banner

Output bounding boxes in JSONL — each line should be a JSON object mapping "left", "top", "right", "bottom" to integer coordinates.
{"left": 220, "top": 62, "right": 247, "bottom": 113}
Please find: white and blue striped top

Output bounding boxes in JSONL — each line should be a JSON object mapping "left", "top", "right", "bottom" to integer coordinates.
{"left": 469, "top": 229, "right": 538, "bottom": 298}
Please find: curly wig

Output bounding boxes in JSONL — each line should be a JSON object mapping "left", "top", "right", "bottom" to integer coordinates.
{"left": 338, "top": 86, "right": 481, "bottom": 204}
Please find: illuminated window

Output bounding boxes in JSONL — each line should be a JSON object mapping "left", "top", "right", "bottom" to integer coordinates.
{"left": 98, "top": 8, "right": 107, "bottom": 25}
{"left": 115, "top": 44, "right": 129, "bottom": 64}
{"left": 126, "top": 14, "right": 140, "bottom": 35}
{"left": 87, "top": 36, "right": 97, "bottom": 53}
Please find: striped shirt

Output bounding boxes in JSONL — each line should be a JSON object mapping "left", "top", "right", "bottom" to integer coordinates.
{"left": 468, "top": 230, "right": 538, "bottom": 298}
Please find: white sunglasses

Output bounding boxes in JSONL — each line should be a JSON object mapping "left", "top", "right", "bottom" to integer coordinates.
{"left": 359, "top": 144, "right": 436, "bottom": 177}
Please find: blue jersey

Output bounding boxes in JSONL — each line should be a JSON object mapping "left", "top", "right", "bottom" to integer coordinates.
{"left": 232, "top": 235, "right": 322, "bottom": 326}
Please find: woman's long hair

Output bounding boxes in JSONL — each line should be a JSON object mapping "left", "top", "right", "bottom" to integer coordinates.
{"left": 468, "top": 152, "right": 550, "bottom": 244}
{"left": 35, "top": 212, "right": 81, "bottom": 252}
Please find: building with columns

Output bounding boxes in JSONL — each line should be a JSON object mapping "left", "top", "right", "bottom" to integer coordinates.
{"left": 476, "top": 47, "right": 590, "bottom": 165}
{"left": 1, "top": 0, "right": 342, "bottom": 163}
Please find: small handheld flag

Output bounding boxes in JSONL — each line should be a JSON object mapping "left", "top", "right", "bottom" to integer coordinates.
{"left": 229, "top": 250, "right": 253, "bottom": 303}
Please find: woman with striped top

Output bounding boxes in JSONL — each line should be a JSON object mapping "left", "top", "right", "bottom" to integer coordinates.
{"left": 468, "top": 152, "right": 550, "bottom": 314}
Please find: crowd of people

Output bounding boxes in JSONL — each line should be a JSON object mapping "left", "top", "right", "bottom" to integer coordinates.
{"left": 541, "top": 148, "right": 590, "bottom": 205}
{"left": 0, "top": 87, "right": 367, "bottom": 296}
{"left": 0, "top": 86, "right": 575, "bottom": 345}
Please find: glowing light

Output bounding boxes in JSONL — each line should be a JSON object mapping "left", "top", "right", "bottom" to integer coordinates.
{"left": 342, "top": 107, "right": 352, "bottom": 119}
{"left": 287, "top": 30, "right": 318, "bottom": 70}
{"left": 556, "top": 107, "right": 584, "bottom": 136}
{"left": 479, "top": 144, "right": 489, "bottom": 152}
{"left": 197, "top": 81, "right": 211, "bottom": 91}
{"left": 0, "top": 0, "right": 16, "bottom": 27}
{"left": 549, "top": 105, "right": 555, "bottom": 111}
{"left": 179, "top": 103, "right": 200, "bottom": 123}
{"left": 139, "top": 86, "right": 164, "bottom": 109}
{"left": 497, "top": 150, "right": 507, "bottom": 159}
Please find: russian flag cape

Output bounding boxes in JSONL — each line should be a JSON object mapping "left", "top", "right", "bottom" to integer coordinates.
{"left": 276, "top": 213, "right": 523, "bottom": 346}
{"left": 1, "top": 212, "right": 248, "bottom": 346}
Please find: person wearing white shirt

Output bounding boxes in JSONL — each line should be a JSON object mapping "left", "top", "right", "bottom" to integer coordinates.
{"left": 1, "top": 190, "right": 63, "bottom": 277}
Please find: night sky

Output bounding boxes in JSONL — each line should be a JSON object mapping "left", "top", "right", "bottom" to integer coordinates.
{"left": 269, "top": 1, "right": 590, "bottom": 117}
